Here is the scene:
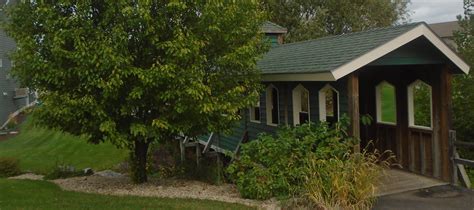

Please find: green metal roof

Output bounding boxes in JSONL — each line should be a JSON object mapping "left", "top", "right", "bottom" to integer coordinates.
{"left": 258, "top": 23, "right": 423, "bottom": 75}
{"left": 261, "top": 21, "right": 288, "bottom": 34}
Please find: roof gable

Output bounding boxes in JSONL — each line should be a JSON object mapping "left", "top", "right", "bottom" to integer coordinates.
{"left": 261, "top": 21, "right": 287, "bottom": 34}
{"left": 259, "top": 23, "right": 470, "bottom": 82}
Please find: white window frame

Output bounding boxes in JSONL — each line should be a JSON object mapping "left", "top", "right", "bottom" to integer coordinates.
{"left": 266, "top": 84, "right": 279, "bottom": 126}
{"left": 249, "top": 99, "right": 261, "bottom": 123}
{"left": 292, "top": 84, "right": 310, "bottom": 125}
{"left": 407, "top": 80, "right": 433, "bottom": 130}
{"left": 318, "top": 84, "right": 340, "bottom": 122}
{"left": 375, "top": 81, "right": 397, "bottom": 125}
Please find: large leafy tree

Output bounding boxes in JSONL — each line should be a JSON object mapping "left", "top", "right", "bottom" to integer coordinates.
{"left": 453, "top": 0, "right": 474, "bottom": 144}
{"left": 263, "top": 0, "right": 410, "bottom": 42}
{"left": 4, "top": 0, "right": 266, "bottom": 183}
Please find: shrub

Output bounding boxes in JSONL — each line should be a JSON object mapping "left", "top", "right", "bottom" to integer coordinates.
{"left": 0, "top": 157, "right": 21, "bottom": 177}
{"left": 44, "top": 164, "right": 85, "bottom": 180}
{"left": 226, "top": 119, "right": 355, "bottom": 200}
{"left": 305, "top": 147, "right": 393, "bottom": 210}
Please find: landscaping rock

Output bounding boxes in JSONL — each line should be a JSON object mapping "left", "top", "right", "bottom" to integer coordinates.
{"left": 52, "top": 175, "right": 280, "bottom": 210}
{"left": 83, "top": 168, "right": 93, "bottom": 175}
{"left": 95, "top": 170, "right": 124, "bottom": 178}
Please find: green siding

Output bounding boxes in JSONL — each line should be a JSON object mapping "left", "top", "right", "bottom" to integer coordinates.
{"left": 369, "top": 37, "right": 446, "bottom": 66}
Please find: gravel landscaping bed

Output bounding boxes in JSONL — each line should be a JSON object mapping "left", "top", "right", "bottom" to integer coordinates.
{"left": 51, "top": 172, "right": 278, "bottom": 209}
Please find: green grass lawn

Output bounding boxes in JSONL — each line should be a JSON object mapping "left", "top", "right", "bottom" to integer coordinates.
{"left": 0, "top": 179, "right": 253, "bottom": 210}
{"left": 380, "top": 84, "right": 397, "bottom": 123}
{"left": 0, "top": 120, "right": 128, "bottom": 174}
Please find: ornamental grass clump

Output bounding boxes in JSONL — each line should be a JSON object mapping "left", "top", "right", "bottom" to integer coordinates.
{"left": 305, "top": 146, "right": 394, "bottom": 210}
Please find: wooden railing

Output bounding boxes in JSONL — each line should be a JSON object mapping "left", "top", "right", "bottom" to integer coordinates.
{"left": 449, "top": 130, "right": 473, "bottom": 187}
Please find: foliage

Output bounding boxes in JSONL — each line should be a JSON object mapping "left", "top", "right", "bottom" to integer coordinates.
{"left": 262, "top": 0, "right": 410, "bottom": 42}
{"left": 453, "top": 0, "right": 474, "bottom": 142}
{"left": 0, "top": 179, "right": 255, "bottom": 210}
{"left": 146, "top": 140, "right": 225, "bottom": 185}
{"left": 5, "top": 1, "right": 267, "bottom": 183}
{"left": 305, "top": 146, "right": 393, "bottom": 210}
{"left": 43, "top": 164, "right": 86, "bottom": 180}
{"left": 0, "top": 157, "right": 21, "bottom": 177}
{"left": 147, "top": 141, "right": 182, "bottom": 179}
{"left": 413, "top": 82, "right": 432, "bottom": 127}
{"left": 226, "top": 120, "right": 355, "bottom": 200}
{"left": 0, "top": 118, "right": 127, "bottom": 174}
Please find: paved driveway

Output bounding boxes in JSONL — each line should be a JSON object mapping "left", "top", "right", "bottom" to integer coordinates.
{"left": 374, "top": 185, "right": 474, "bottom": 210}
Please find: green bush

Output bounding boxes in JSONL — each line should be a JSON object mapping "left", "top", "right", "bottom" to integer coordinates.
{"left": 227, "top": 120, "right": 392, "bottom": 209}
{"left": 0, "top": 157, "right": 21, "bottom": 177}
{"left": 226, "top": 119, "right": 355, "bottom": 200}
{"left": 44, "top": 164, "right": 85, "bottom": 180}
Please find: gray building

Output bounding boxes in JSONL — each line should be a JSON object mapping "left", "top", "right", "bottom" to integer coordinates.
{"left": 0, "top": 0, "right": 31, "bottom": 127}
{"left": 429, "top": 21, "right": 460, "bottom": 51}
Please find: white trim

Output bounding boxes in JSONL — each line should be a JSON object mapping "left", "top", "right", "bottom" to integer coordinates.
{"left": 375, "top": 81, "right": 397, "bottom": 125}
{"left": 292, "top": 84, "right": 310, "bottom": 125}
{"left": 318, "top": 84, "right": 340, "bottom": 122}
{"left": 266, "top": 84, "right": 280, "bottom": 126}
{"left": 262, "top": 72, "right": 335, "bottom": 82}
{"left": 407, "top": 80, "right": 433, "bottom": 130}
{"left": 331, "top": 24, "right": 470, "bottom": 80}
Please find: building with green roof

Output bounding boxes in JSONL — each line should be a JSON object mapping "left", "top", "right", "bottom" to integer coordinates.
{"left": 195, "top": 21, "right": 469, "bottom": 182}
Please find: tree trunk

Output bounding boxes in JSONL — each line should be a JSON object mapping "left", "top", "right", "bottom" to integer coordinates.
{"left": 131, "top": 139, "right": 150, "bottom": 184}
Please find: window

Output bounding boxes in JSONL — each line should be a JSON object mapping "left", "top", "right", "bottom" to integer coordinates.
{"left": 376, "top": 81, "right": 397, "bottom": 124}
{"left": 250, "top": 99, "right": 261, "bottom": 123}
{"left": 292, "top": 84, "right": 310, "bottom": 125}
{"left": 408, "top": 80, "right": 432, "bottom": 129}
{"left": 266, "top": 85, "right": 279, "bottom": 125}
{"left": 319, "top": 84, "right": 339, "bottom": 124}
{"left": 0, "top": 59, "right": 3, "bottom": 68}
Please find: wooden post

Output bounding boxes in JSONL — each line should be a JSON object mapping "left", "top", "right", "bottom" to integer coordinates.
{"left": 348, "top": 72, "right": 360, "bottom": 153}
{"left": 439, "top": 66, "right": 453, "bottom": 181}
{"left": 196, "top": 143, "right": 201, "bottom": 168}
{"left": 180, "top": 139, "right": 185, "bottom": 163}
{"left": 449, "top": 130, "right": 458, "bottom": 185}
{"left": 216, "top": 133, "right": 222, "bottom": 185}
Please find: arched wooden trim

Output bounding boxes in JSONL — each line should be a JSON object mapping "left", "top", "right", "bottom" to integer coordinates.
{"left": 375, "top": 81, "right": 397, "bottom": 125}
{"left": 292, "top": 84, "right": 310, "bottom": 125}
{"left": 318, "top": 84, "right": 340, "bottom": 122}
{"left": 266, "top": 84, "right": 280, "bottom": 126}
{"left": 407, "top": 79, "right": 433, "bottom": 130}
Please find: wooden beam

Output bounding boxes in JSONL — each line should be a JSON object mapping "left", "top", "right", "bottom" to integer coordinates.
{"left": 439, "top": 65, "right": 453, "bottom": 181}
{"left": 347, "top": 72, "right": 360, "bottom": 152}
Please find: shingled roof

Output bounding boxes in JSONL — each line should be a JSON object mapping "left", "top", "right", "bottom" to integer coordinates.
{"left": 261, "top": 21, "right": 287, "bottom": 34}
{"left": 258, "top": 22, "right": 469, "bottom": 81}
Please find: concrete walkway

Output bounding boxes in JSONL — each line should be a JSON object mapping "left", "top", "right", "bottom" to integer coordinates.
{"left": 376, "top": 169, "right": 447, "bottom": 196}
{"left": 374, "top": 185, "right": 474, "bottom": 210}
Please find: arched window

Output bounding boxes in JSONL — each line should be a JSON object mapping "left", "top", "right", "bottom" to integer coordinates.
{"left": 376, "top": 81, "right": 397, "bottom": 124}
{"left": 319, "top": 84, "right": 339, "bottom": 124}
{"left": 249, "top": 98, "right": 261, "bottom": 123}
{"left": 292, "top": 84, "right": 310, "bottom": 125}
{"left": 408, "top": 80, "right": 432, "bottom": 129}
{"left": 266, "top": 85, "right": 279, "bottom": 126}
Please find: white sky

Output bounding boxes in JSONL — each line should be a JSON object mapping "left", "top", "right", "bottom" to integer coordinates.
{"left": 409, "top": 0, "right": 464, "bottom": 23}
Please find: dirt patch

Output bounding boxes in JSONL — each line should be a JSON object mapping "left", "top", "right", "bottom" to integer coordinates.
{"left": 52, "top": 174, "right": 279, "bottom": 209}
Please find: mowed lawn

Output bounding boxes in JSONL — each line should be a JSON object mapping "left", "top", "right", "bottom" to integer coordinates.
{"left": 380, "top": 84, "right": 397, "bottom": 123}
{"left": 0, "top": 179, "right": 253, "bottom": 210}
{"left": 0, "top": 120, "right": 128, "bottom": 174}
